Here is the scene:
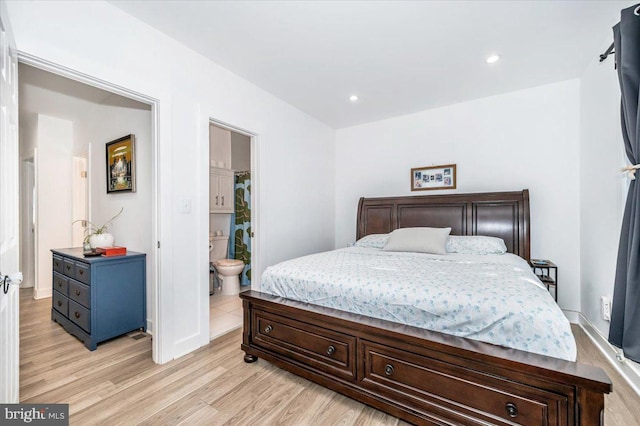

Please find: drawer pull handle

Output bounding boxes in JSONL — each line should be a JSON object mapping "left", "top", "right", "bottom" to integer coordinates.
{"left": 505, "top": 402, "right": 518, "bottom": 418}
{"left": 74, "top": 312, "right": 81, "bottom": 319}
{"left": 75, "top": 290, "right": 81, "bottom": 296}
{"left": 384, "top": 364, "right": 394, "bottom": 376}
{"left": 57, "top": 300, "right": 62, "bottom": 307}
{"left": 79, "top": 270, "right": 84, "bottom": 275}
{"left": 326, "top": 345, "right": 336, "bottom": 356}
{"left": 66, "top": 265, "right": 71, "bottom": 270}
{"left": 57, "top": 282, "right": 62, "bottom": 287}
{"left": 264, "top": 325, "right": 273, "bottom": 334}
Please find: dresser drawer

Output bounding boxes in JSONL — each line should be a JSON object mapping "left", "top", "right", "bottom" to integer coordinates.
{"left": 52, "top": 290, "right": 68, "bottom": 316}
{"left": 52, "top": 272, "right": 68, "bottom": 295}
{"left": 53, "top": 255, "right": 63, "bottom": 273}
{"left": 68, "top": 300, "right": 91, "bottom": 333}
{"left": 62, "top": 258, "right": 75, "bottom": 278}
{"left": 69, "top": 279, "right": 90, "bottom": 309}
{"left": 75, "top": 261, "right": 90, "bottom": 284}
{"left": 360, "top": 341, "right": 567, "bottom": 426}
{"left": 252, "top": 310, "right": 356, "bottom": 380}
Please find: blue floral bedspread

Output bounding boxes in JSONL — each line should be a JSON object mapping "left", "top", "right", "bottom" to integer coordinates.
{"left": 260, "top": 247, "right": 577, "bottom": 361}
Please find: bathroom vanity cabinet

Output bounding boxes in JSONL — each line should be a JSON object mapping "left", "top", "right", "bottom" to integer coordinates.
{"left": 51, "top": 248, "right": 146, "bottom": 350}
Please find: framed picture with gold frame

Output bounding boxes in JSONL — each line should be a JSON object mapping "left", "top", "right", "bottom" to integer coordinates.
{"left": 106, "top": 134, "right": 136, "bottom": 193}
{"left": 411, "top": 164, "right": 456, "bottom": 191}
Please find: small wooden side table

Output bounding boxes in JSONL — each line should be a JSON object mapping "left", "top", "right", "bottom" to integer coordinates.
{"left": 530, "top": 259, "right": 557, "bottom": 302}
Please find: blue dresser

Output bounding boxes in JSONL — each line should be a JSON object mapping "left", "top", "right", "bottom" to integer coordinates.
{"left": 51, "top": 248, "right": 146, "bottom": 350}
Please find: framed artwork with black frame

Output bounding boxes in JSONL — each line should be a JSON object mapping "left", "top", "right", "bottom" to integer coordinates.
{"left": 411, "top": 164, "right": 456, "bottom": 191}
{"left": 106, "top": 134, "right": 136, "bottom": 193}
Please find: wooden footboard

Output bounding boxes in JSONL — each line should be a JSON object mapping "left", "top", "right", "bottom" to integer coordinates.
{"left": 241, "top": 290, "right": 611, "bottom": 426}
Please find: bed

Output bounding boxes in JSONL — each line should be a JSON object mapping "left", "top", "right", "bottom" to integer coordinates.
{"left": 240, "top": 190, "right": 611, "bottom": 425}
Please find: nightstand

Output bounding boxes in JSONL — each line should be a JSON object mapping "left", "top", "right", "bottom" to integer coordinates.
{"left": 530, "top": 259, "right": 557, "bottom": 301}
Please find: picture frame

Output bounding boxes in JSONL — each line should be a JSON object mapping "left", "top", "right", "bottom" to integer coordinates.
{"left": 106, "top": 134, "right": 136, "bottom": 193}
{"left": 411, "top": 164, "right": 456, "bottom": 191}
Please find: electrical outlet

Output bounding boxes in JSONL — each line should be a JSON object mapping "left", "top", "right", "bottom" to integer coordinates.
{"left": 601, "top": 296, "right": 611, "bottom": 321}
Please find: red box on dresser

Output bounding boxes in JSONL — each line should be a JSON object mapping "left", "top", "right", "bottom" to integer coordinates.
{"left": 96, "top": 246, "right": 127, "bottom": 256}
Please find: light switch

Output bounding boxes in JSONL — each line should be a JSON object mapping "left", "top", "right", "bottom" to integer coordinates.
{"left": 179, "top": 198, "right": 192, "bottom": 214}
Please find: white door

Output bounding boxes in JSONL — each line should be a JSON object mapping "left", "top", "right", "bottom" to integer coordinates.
{"left": 0, "top": 0, "right": 20, "bottom": 403}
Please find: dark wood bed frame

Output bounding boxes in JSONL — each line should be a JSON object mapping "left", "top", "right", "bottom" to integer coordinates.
{"left": 240, "top": 190, "right": 611, "bottom": 425}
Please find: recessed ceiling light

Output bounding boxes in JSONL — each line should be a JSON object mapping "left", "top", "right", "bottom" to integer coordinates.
{"left": 486, "top": 54, "right": 501, "bottom": 64}
{"left": 349, "top": 95, "right": 359, "bottom": 102}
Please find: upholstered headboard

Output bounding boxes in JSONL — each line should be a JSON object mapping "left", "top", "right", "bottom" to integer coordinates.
{"left": 356, "top": 190, "right": 530, "bottom": 261}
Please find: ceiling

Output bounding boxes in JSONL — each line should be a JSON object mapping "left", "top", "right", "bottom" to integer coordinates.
{"left": 19, "top": 63, "right": 150, "bottom": 128}
{"left": 110, "top": 1, "right": 630, "bottom": 128}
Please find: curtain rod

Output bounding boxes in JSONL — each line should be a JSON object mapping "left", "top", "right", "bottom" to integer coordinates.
{"left": 599, "top": 42, "right": 615, "bottom": 62}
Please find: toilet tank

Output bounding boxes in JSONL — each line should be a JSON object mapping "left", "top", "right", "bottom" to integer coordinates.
{"left": 210, "top": 236, "right": 229, "bottom": 262}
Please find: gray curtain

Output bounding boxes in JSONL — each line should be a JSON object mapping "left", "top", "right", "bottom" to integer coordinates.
{"left": 609, "top": 4, "right": 640, "bottom": 362}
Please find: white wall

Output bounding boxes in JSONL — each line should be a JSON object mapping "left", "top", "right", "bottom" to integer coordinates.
{"left": 35, "top": 114, "right": 73, "bottom": 299}
{"left": 18, "top": 116, "right": 36, "bottom": 161}
{"left": 6, "top": 0, "right": 335, "bottom": 362}
{"left": 209, "top": 124, "right": 231, "bottom": 169}
{"left": 336, "top": 80, "right": 581, "bottom": 311}
{"left": 75, "top": 102, "right": 154, "bottom": 331}
{"left": 579, "top": 52, "right": 626, "bottom": 337}
{"left": 231, "top": 132, "right": 251, "bottom": 171}
{"left": 77, "top": 103, "right": 152, "bottom": 254}
{"left": 19, "top": 160, "right": 34, "bottom": 288}
{"left": 19, "top": 118, "right": 37, "bottom": 289}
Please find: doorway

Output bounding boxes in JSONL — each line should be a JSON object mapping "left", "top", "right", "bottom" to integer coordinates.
{"left": 208, "top": 121, "right": 257, "bottom": 339}
{"left": 16, "top": 59, "right": 161, "bottom": 362}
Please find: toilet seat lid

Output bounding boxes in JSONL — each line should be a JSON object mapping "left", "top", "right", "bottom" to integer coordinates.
{"left": 214, "top": 259, "right": 244, "bottom": 267}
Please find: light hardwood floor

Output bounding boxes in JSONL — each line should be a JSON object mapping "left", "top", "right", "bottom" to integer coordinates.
{"left": 20, "top": 288, "right": 639, "bottom": 425}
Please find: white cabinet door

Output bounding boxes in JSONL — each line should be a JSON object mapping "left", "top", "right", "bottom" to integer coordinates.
{"left": 0, "top": 0, "right": 20, "bottom": 403}
{"left": 218, "top": 174, "right": 234, "bottom": 213}
{"left": 209, "top": 171, "right": 219, "bottom": 212}
{"left": 210, "top": 168, "right": 234, "bottom": 214}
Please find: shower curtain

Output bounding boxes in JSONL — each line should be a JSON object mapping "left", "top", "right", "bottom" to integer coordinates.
{"left": 229, "top": 171, "right": 251, "bottom": 285}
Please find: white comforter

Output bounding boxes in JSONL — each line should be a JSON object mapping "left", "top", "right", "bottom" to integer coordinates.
{"left": 260, "top": 247, "right": 577, "bottom": 361}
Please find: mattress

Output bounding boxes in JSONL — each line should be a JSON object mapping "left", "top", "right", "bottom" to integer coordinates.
{"left": 260, "top": 247, "right": 577, "bottom": 361}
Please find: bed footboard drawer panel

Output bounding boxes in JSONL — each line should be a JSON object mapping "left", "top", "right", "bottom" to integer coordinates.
{"left": 251, "top": 310, "right": 356, "bottom": 380}
{"left": 360, "top": 340, "right": 567, "bottom": 426}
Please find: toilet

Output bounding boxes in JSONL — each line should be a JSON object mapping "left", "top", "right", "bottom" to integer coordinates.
{"left": 209, "top": 235, "right": 244, "bottom": 295}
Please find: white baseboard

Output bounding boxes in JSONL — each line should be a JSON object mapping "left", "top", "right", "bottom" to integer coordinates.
{"left": 146, "top": 319, "right": 153, "bottom": 337}
{"left": 562, "top": 309, "right": 580, "bottom": 323}
{"left": 173, "top": 333, "right": 207, "bottom": 360}
{"left": 33, "top": 287, "right": 51, "bottom": 299}
{"left": 576, "top": 313, "right": 640, "bottom": 398}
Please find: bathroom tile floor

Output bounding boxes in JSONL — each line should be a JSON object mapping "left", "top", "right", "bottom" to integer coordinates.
{"left": 209, "top": 291, "right": 243, "bottom": 339}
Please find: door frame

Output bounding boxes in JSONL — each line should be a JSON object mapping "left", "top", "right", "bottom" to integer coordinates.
{"left": 17, "top": 52, "right": 163, "bottom": 363}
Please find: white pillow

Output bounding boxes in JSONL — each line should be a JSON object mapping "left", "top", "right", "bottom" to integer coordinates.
{"left": 353, "top": 234, "right": 389, "bottom": 249}
{"left": 446, "top": 235, "right": 507, "bottom": 255}
{"left": 383, "top": 227, "right": 451, "bottom": 255}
